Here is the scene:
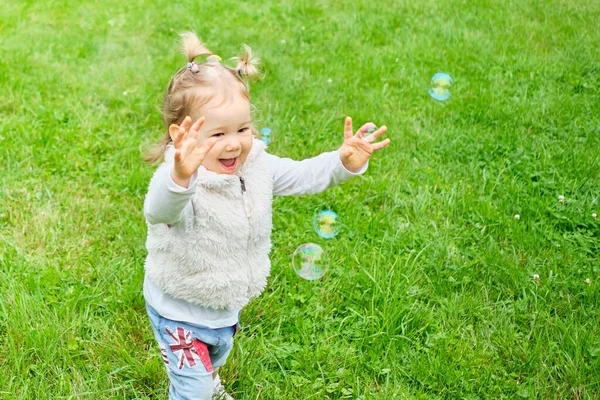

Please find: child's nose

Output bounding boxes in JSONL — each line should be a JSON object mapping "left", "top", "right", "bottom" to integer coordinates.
{"left": 225, "top": 137, "right": 241, "bottom": 152}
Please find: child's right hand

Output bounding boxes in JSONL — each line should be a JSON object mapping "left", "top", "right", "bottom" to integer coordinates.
{"left": 169, "top": 116, "right": 217, "bottom": 187}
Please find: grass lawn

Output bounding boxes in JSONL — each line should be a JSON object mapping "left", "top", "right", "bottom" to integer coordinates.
{"left": 1, "top": 0, "right": 599, "bottom": 398}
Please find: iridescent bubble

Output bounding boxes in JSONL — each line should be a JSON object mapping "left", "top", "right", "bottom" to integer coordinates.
{"left": 365, "top": 123, "right": 378, "bottom": 134}
{"left": 292, "top": 243, "right": 329, "bottom": 280}
{"left": 313, "top": 210, "right": 341, "bottom": 239}
{"left": 259, "top": 127, "right": 272, "bottom": 145}
{"left": 429, "top": 72, "right": 453, "bottom": 101}
{"left": 203, "top": 55, "right": 224, "bottom": 78}
{"left": 363, "top": 122, "right": 378, "bottom": 143}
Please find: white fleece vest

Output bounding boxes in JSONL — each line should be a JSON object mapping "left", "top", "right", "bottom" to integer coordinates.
{"left": 145, "top": 140, "right": 273, "bottom": 309}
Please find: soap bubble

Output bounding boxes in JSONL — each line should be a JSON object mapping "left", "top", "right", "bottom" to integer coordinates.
{"left": 365, "top": 123, "right": 378, "bottom": 134}
{"left": 313, "top": 210, "right": 341, "bottom": 239}
{"left": 259, "top": 127, "right": 272, "bottom": 145}
{"left": 429, "top": 72, "right": 453, "bottom": 101}
{"left": 292, "top": 243, "right": 329, "bottom": 280}
{"left": 363, "top": 123, "right": 378, "bottom": 143}
{"left": 203, "top": 55, "right": 224, "bottom": 77}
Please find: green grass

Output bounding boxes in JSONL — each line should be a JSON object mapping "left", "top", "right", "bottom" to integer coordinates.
{"left": 1, "top": 0, "right": 599, "bottom": 398}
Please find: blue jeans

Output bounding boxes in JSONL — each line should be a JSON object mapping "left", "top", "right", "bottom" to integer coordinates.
{"left": 146, "top": 304, "right": 238, "bottom": 400}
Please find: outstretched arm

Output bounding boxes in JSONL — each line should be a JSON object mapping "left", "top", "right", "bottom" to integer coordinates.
{"left": 267, "top": 117, "right": 390, "bottom": 196}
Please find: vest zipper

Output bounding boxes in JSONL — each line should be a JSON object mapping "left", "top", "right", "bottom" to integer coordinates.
{"left": 239, "top": 175, "right": 253, "bottom": 296}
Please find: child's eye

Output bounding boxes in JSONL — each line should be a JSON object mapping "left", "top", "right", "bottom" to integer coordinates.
{"left": 238, "top": 127, "right": 250, "bottom": 133}
{"left": 212, "top": 133, "right": 224, "bottom": 137}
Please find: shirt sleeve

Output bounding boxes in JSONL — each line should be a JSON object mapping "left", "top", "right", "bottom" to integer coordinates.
{"left": 143, "top": 162, "right": 198, "bottom": 225}
{"left": 263, "top": 149, "right": 368, "bottom": 196}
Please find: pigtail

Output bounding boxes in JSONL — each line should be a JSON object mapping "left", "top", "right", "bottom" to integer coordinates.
{"left": 231, "top": 44, "right": 261, "bottom": 80}
{"left": 180, "top": 31, "right": 213, "bottom": 61}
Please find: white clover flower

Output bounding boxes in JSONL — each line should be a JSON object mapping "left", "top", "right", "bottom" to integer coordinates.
{"left": 327, "top": 78, "right": 332, "bottom": 84}
{"left": 532, "top": 274, "right": 540, "bottom": 280}
{"left": 280, "top": 39, "right": 286, "bottom": 44}
{"left": 593, "top": 213, "right": 597, "bottom": 219}
{"left": 585, "top": 278, "right": 591, "bottom": 285}
{"left": 558, "top": 195, "right": 564, "bottom": 203}
{"left": 514, "top": 214, "right": 520, "bottom": 220}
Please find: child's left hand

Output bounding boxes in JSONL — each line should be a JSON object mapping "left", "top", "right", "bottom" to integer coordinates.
{"left": 340, "top": 116, "right": 391, "bottom": 172}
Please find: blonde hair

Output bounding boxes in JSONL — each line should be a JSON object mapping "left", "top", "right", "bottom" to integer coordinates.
{"left": 143, "top": 32, "right": 261, "bottom": 163}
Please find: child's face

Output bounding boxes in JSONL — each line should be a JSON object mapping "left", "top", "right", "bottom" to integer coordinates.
{"left": 196, "top": 94, "right": 253, "bottom": 175}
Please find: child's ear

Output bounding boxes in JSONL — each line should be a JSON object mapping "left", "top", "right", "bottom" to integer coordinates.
{"left": 168, "top": 124, "right": 180, "bottom": 141}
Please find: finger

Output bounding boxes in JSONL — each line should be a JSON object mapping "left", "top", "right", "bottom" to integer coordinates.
{"left": 363, "top": 125, "right": 387, "bottom": 143}
{"left": 363, "top": 134, "right": 376, "bottom": 143}
{"left": 179, "top": 137, "right": 193, "bottom": 157}
{"left": 191, "top": 137, "right": 217, "bottom": 164}
{"left": 189, "top": 116, "right": 205, "bottom": 138}
{"left": 203, "top": 136, "right": 218, "bottom": 152}
{"left": 173, "top": 126, "right": 186, "bottom": 147}
{"left": 371, "top": 138, "right": 391, "bottom": 151}
{"left": 370, "top": 125, "right": 387, "bottom": 139}
{"left": 175, "top": 119, "right": 189, "bottom": 143}
{"left": 174, "top": 149, "right": 184, "bottom": 164}
{"left": 344, "top": 116, "right": 353, "bottom": 140}
{"left": 181, "top": 116, "right": 192, "bottom": 130}
{"left": 180, "top": 116, "right": 192, "bottom": 139}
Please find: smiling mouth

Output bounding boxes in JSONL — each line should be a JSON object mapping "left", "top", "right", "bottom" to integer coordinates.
{"left": 219, "top": 157, "right": 238, "bottom": 170}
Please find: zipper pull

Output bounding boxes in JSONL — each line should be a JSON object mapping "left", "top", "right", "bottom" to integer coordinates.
{"left": 239, "top": 177, "right": 246, "bottom": 194}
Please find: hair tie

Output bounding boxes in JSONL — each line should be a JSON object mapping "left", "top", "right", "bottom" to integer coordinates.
{"left": 186, "top": 62, "right": 199, "bottom": 73}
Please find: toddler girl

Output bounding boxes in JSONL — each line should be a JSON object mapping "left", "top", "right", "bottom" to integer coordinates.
{"left": 143, "top": 32, "right": 390, "bottom": 400}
